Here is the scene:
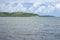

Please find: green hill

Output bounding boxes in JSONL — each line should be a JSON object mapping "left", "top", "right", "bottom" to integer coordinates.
{"left": 0, "top": 12, "right": 55, "bottom": 17}
{"left": 0, "top": 12, "right": 39, "bottom": 17}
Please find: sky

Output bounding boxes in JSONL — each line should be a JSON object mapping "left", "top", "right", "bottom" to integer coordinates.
{"left": 0, "top": 0, "right": 60, "bottom": 17}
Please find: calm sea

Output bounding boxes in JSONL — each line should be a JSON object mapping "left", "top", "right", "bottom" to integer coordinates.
{"left": 0, "top": 17, "right": 60, "bottom": 40}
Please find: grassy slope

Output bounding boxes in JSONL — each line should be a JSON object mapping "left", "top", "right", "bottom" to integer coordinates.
{"left": 0, "top": 12, "right": 55, "bottom": 17}
{"left": 0, "top": 12, "right": 39, "bottom": 17}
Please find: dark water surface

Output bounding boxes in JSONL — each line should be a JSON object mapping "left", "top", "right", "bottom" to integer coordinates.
{"left": 0, "top": 17, "right": 60, "bottom": 40}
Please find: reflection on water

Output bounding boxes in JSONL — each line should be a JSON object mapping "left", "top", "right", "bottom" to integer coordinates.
{"left": 0, "top": 17, "right": 60, "bottom": 40}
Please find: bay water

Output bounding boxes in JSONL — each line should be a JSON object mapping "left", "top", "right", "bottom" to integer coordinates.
{"left": 0, "top": 17, "right": 60, "bottom": 40}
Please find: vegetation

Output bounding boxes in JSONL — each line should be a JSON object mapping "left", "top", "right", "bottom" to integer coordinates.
{"left": 39, "top": 15, "right": 55, "bottom": 17}
{"left": 0, "top": 12, "right": 55, "bottom": 17}
{"left": 0, "top": 12, "right": 39, "bottom": 17}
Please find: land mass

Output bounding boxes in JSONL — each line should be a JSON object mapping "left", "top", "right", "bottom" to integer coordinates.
{"left": 0, "top": 12, "right": 55, "bottom": 17}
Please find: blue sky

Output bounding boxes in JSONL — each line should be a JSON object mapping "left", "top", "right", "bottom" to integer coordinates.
{"left": 0, "top": 0, "right": 60, "bottom": 17}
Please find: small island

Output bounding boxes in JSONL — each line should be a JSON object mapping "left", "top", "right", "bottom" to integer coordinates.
{"left": 39, "top": 15, "right": 55, "bottom": 17}
{"left": 0, "top": 12, "right": 55, "bottom": 17}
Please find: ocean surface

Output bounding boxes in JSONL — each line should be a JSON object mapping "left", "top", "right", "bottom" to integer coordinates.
{"left": 0, "top": 17, "right": 60, "bottom": 40}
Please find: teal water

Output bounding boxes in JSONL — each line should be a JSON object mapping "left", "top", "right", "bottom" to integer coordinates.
{"left": 0, "top": 17, "right": 60, "bottom": 40}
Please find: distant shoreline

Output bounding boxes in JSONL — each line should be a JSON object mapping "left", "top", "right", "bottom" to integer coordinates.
{"left": 0, "top": 12, "right": 55, "bottom": 17}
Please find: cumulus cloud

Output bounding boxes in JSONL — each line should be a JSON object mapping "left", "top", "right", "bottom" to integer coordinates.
{"left": 0, "top": 3, "right": 9, "bottom": 12}
{"left": 54, "top": 3, "right": 60, "bottom": 15}
{"left": 8, "top": 2, "right": 26, "bottom": 12}
{"left": 55, "top": 3, "right": 60, "bottom": 9}
{"left": 0, "top": 0, "right": 60, "bottom": 16}
{"left": 0, "top": 1, "right": 27, "bottom": 12}
{"left": 34, "top": 5, "right": 55, "bottom": 15}
{"left": 34, "top": 6, "right": 46, "bottom": 13}
{"left": 28, "top": 0, "right": 60, "bottom": 14}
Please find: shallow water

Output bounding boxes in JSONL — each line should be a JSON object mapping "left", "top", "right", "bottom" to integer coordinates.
{"left": 0, "top": 17, "right": 60, "bottom": 40}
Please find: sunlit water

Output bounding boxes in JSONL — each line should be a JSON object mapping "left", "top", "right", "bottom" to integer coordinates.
{"left": 0, "top": 17, "right": 60, "bottom": 40}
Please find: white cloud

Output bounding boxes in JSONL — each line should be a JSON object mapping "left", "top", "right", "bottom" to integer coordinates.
{"left": 0, "top": 1, "right": 27, "bottom": 12}
{"left": 0, "top": 0, "right": 60, "bottom": 16}
{"left": 8, "top": 2, "right": 26, "bottom": 12}
{"left": 35, "top": 6, "right": 46, "bottom": 13}
{"left": 34, "top": 4, "right": 56, "bottom": 15}
{"left": 28, "top": 0, "right": 60, "bottom": 13}
{"left": 45, "top": 5, "right": 55, "bottom": 13}
{"left": 55, "top": 3, "right": 60, "bottom": 9}
{"left": 28, "top": 2, "right": 41, "bottom": 13}
{"left": 0, "top": 3, "right": 9, "bottom": 12}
